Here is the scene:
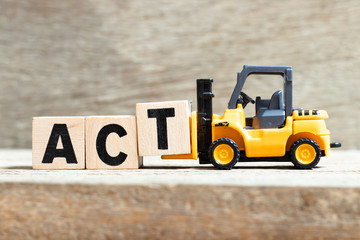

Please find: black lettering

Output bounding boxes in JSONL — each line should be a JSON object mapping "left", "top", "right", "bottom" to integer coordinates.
{"left": 147, "top": 108, "right": 175, "bottom": 150}
{"left": 42, "top": 124, "right": 78, "bottom": 164}
{"left": 96, "top": 124, "right": 128, "bottom": 166}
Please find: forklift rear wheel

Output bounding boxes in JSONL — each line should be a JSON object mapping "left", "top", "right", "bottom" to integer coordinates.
{"left": 290, "top": 138, "right": 321, "bottom": 169}
{"left": 208, "top": 138, "right": 240, "bottom": 170}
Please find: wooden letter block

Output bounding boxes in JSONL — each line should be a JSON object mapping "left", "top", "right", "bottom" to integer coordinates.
{"left": 32, "top": 117, "right": 85, "bottom": 169}
{"left": 136, "top": 100, "right": 191, "bottom": 156}
{"left": 86, "top": 116, "right": 141, "bottom": 169}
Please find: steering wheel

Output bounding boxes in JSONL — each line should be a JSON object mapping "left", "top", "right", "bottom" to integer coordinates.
{"left": 237, "top": 91, "right": 255, "bottom": 108}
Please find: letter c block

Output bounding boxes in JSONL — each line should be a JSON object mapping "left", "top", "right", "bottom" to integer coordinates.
{"left": 32, "top": 117, "right": 85, "bottom": 169}
{"left": 85, "top": 116, "right": 142, "bottom": 169}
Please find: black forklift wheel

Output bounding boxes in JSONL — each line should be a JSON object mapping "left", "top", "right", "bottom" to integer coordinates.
{"left": 208, "top": 138, "right": 240, "bottom": 170}
{"left": 290, "top": 138, "right": 321, "bottom": 169}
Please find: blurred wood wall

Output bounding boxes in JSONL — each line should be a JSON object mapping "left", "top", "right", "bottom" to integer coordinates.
{"left": 0, "top": 0, "right": 359, "bottom": 148}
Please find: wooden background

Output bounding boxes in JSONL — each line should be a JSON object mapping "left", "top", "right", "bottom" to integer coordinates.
{"left": 0, "top": 0, "right": 359, "bottom": 149}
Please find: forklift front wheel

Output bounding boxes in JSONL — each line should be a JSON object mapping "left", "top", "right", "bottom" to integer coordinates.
{"left": 208, "top": 138, "right": 240, "bottom": 170}
{"left": 290, "top": 138, "right": 321, "bottom": 169}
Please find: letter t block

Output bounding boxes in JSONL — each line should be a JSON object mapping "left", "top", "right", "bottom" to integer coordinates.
{"left": 136, "top": 100, "right": 191, "bottom": 156}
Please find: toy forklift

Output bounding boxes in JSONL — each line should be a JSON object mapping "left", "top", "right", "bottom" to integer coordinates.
{"left": 163, "top": 65, "right": 341, "bottom": 169}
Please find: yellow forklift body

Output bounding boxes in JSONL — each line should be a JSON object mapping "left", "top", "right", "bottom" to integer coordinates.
{"left": 164, "top": 107, "right": 331, "bottom": 160}
{"left": 211, "top": 105, "right": 331, "bottom": 158}
{"left": 212, "top": 106, "right": 292, "bottom": 157}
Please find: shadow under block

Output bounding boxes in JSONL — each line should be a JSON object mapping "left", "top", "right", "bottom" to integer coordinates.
{"left": 136, "top": 100, "right": 191, "bottom": 156}
{"left": 32, "top": 117, "right": 85, "bottom": 169}
{"left": 86, "top": 116, "right": 142, "bottom": 169}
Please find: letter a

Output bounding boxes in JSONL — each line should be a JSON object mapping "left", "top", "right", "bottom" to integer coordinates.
{"left": 42, "top": 124, "right": 78, "bottom": 164}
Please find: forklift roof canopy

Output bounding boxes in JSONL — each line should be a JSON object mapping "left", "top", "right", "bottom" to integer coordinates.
{"left": 228, "top": 65, "right": 293, "bottom": 117}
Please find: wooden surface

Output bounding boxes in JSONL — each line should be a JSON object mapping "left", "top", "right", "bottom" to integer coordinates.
{"left": 0, "top": 149, "right": 359, "bottom": 239}
{"left": 1, "top": 0, "right": 359, "bottom": 149}
{"left": 136, "top": 101, "right": 191, "bottom": 156}
{"left": 32, "top": 117, "right": 85, "bottom": 169}
{"left": 85, "top": 116, "right": 141, "bottom": 169}
{"left": 2, "top": 149, "right": 359, "bottom": 187}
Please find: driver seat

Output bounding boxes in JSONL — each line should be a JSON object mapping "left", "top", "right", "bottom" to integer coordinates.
{"left": 253, "top": 90, "right": 285, "bottom": 129}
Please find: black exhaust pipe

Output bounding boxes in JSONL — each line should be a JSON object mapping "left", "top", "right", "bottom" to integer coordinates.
{"left": 330, "top": 142, "right": 341, "bottom": 148}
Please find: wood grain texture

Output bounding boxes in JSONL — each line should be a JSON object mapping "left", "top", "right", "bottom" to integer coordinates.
{"left": 1, "top": 183, "right": 360, "bottom": 240}
{"left": 1, "top": 0, "right": 359, "bottom": 149}
{"left": 1, "top": 149, "right": 360, "bottom": 239}
{"left": 85, "top": 116, "right": 141, "bottom": 169}
{"left": 32, "top": 117, "right": 85, "bottom": 169}
{"left": 136, "top": 101, "right": 191, "bottom": 156}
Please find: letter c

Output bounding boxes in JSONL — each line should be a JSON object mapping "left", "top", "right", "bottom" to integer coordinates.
{"left": 96, "top": 124, "right": 128, "bottom": 166}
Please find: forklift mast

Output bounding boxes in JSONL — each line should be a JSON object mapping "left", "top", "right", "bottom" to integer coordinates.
{"left": 196, "top": 79, "right": 214, "bottom": 164}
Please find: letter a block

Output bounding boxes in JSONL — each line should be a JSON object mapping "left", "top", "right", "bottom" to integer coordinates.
{"left": 32, "top": 117, "right": 85, "bottom": 169}
{"left": 136, "top": 100, "right": 191, "bottom": 156}
{"left": 86, "top": 116, "right": 141, "bottom": 169}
